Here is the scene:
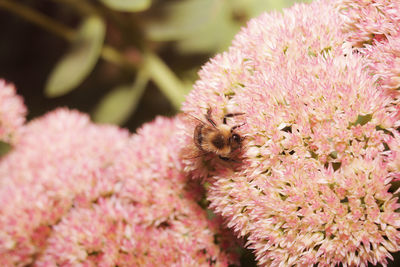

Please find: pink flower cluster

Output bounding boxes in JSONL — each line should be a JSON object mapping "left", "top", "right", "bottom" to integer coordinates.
{"left": 338, "top": 0, "right": 400, "bottom": 49}
{"left": 0, "top": 80, "right": 26, "bottom": 143}
{"left": 338, "top": 0, "right": 400, "bottom": 110}
{"left": 1, "top": 0, "right": 400, "bottom": 266}
{"left": 0, "top": 105, "right": 238, "bottom": 265}
{"left": 181, "top": 0, "right": 400, "bottom": 266}
{"left": 0, "top": 108, "right": 129, "bottom": 265}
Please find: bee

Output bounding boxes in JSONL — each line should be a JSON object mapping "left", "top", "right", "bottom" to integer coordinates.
{"left": 188, "top": 108, "right": 245, "bottom": 161}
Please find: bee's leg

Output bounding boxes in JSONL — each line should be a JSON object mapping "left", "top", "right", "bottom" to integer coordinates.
{"left": 230, "top": 123, "right": 246, "bottom": 132}
{"left": 219, "top": 156, "right": 231, "bottom": 161}
{"left": 223, "top": 113, "right": 245, "bottom": 124}
{"left": 219, "top": 156, "right": 240, "bottom": 163}
{"left": 205, "top": 108, "right": 217, "bottom": 128}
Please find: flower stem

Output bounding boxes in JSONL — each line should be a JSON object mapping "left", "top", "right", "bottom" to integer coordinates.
{"left": 143, "top": 52, "right": 187, "bottom": 110}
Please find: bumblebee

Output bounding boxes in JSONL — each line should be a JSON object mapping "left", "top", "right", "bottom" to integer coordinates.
{"left": 191, "top": 108, "right": 245, "bottom": 161}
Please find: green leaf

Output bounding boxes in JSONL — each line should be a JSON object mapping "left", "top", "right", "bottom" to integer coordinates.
{"left": 99, "top": 0, "right": 151, "bottom": 12}
{"left": 45, "top": 16, "right": 106, "bottom": 97}
{"left": 147, "top": 0, "right": 214, "bottom": 40}
{"left": 0, "top": 141, "right": 12, "bottom": 157}
{"left": 93, "top": 69, "right": 149, "bottom": 125}
{"left": 177, "top": 10, "right": 239, "bottom": 53}
{"left": 231, "top": 0, "right": 312, "bottom": 18}
{"left": 351, "top": 114, "right": 373, "bottom": 127}
{"left": 146, "top": 0, "right": 240, "bottom": 53}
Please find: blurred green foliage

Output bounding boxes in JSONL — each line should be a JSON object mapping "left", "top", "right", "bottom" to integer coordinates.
{"left": 93, "top": 68, "right": 149, "bottom": 124}
{"left": 45, "top": 16, "right": 106, "bottom": 97}
{"left": 0, "top": 0, "right": 309, "bottom": 129}
{"left": 0, "top": 141, "right": 12, "bottom": 157}
{"left": 99, "top": 0, "right": 151, "bottom": 12}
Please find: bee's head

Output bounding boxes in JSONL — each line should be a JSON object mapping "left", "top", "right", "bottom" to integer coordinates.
{"left": 228, "top": 132, "right": 242, "bottom": 151}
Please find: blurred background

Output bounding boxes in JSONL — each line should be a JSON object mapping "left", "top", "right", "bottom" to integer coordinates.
{"left": 0, "top": 0, "right": 308, "bottom": 132}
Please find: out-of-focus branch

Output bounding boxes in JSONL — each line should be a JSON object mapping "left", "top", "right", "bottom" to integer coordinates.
{"left": 0, "top": 0, "right": 75, "bottom": 41}
{"left": 53, "top": 0, "right": 123, "bottom": 26}
{"left": 0, "top": 0, "right": 139, "bottom": 71}
{"left": 51, "top": 0, "right": 100, "bottom": 16}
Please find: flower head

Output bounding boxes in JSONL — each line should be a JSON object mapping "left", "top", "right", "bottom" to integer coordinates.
{"left": 0, "top": 107, "right": 238, "bottom": 266}
{"left": 361, "top": 34, "right": 400, "bottom": 93}
{"left": 34, "top": 116, "right": 238, "bottom": 266}
{"left": 180, "top": 0, "right": 400, "bottom": 266}
{"left": 338, "top": 0, "right": 400, "bottom": 48}
{"left": 0, "top": 108, "right": 129, "bottom": 266}
{"left": 338, "top": 0, "right": 400, "bottom": 111}
{"left": 0, "top": 80, "right": 26, "bottom": 143}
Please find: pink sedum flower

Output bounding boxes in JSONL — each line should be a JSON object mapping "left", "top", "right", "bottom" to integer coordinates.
{"left": 181, "top": 0, "right": 400, "bottom": 266}
{"left": 0, "top": 105, "right": 238, "bottom": 266}
{"left": 0, "top": 80, "right": 26, "bottom": 143}
{"left": 338, "top": 0, "right": 400, "bottom": 48}
{"left": 35, "top": 116, "right": 238, "bottom": 266}
{"left": 0, "top": 108, "right": 130, "bottom": 266}
{"left": 361, "top": 35, "right": 400, "bottom": 92}
{"left": 338, "top": 0, "right": 400, "bottom": 109}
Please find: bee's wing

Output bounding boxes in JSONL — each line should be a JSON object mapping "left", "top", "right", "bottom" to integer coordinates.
{"left": 181, "top": 112, "right": 207, "bottom": 126}
{"left": 180, "top": 112, "right": 210, "bottom": 160}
